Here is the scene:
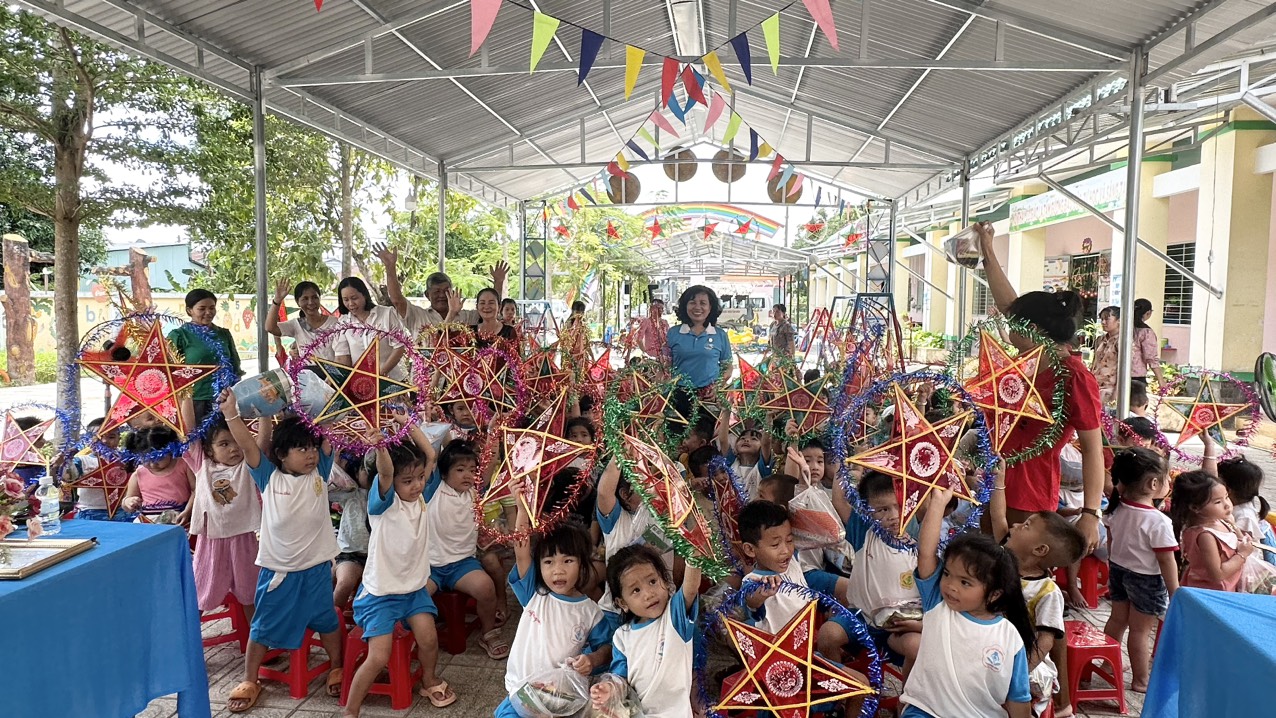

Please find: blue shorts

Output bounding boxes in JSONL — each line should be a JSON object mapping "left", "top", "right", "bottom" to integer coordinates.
{"left": 76, "top": 509, "right": 137, "bottom": 522}
{"left": 353, "top": 584, "right": 437, "bottom": 639}
{"left": 804, "top": 569, "right": 842, "bottom": 598}
{"left": 1108, "top": 561, "right": 1168, "bottom": 617}
{"left": 430, "top": 557, "right": 484, "bottom": 592}
{"left": 826, "top": 613, "right": 906, "bottom": 666}
{"left": 495, "top": 697, "right": 519, "bottom": 718}
{"left": 250, "top": 562, "right": 340, "bottom": 649}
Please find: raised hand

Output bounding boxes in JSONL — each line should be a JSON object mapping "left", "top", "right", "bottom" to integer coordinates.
{"left": 374, "top": 243, "right": 398, "bottom": 267}
{"left": 272, "top": 277, "right": 290, "bottom": 305}
{"left": 490, "top": 260, "right": 510, "bottom": 289}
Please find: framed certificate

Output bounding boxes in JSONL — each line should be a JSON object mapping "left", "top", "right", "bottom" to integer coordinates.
{"left": 0, "top": 537, "right": 97, "bottom": 580}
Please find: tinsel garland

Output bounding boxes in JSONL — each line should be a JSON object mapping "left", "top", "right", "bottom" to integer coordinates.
{"left": 472, "top": 427, "right": 598, "bottom": 544}
{"left": 946, "top": 316, "right": 1070, "bottom": 467}
{"left": 705, "top": 455, "right": 750, "bottom": 574}
{"left": 75, "top": 312, "right": 235, "bottom": 464}
{"left": 1154, "top": 366, "right": 1261, "bottom": 463}
{"left": 830, "top": 370, "right": 997, "bottom": 552}
{"left": 695, "top": 581, "right": 883, "bottom": 718}
{"left": 3, "top": 402, "right": 78, "bottom": 484}
{"left": 604, "top": 362, "right": 694, "bottom": 457}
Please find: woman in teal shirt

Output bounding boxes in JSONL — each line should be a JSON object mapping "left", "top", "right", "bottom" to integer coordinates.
{"left": 666, "top": 285, "right": 733, "bottom": 424}
{"left": 167, "top": 289, "right": 244, "bottom": 425}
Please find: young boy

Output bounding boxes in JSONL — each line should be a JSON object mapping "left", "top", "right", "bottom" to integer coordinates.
{"left": 716, "top": 410, "right": 771, "bottom": 500}
{"left": 740, "top": 500, "right": 808, "bottom": 633}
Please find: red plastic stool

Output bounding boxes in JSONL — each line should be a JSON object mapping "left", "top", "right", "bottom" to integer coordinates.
{"left": 847, "top": 652, "right": 903, "bottom": 712}
{"left": 1053, "top": 556, "right": 1110, "bottom": 609}
{"left": 201, "top": 593, "right": 250, "bottom": 652}
{"left": 339, "top": 625, "right": 422, "bottom": 710}
{"left": 1064, "top": 620, "right": 1126, "bottom": 715}
{"left": 434, "top": 590, "right": 479, "bottom": 655}
{"left": 259, "top": 612, "right": 339, "bottom": 700}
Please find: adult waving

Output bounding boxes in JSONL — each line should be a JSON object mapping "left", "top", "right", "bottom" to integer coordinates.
{"left": 266, "top": 278, "right": 338, "bottom": 362}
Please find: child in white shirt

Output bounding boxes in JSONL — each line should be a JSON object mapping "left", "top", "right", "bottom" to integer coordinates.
{"left": 595, "top": 457, "right": 679, "bottom": 633}
{"left": 739, "top": 500, "right": 809, "bottom": 633}
{"left": 716, "top": 411, "right": 771, "bottom": 500}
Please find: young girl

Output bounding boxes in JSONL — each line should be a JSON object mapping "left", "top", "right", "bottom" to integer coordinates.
{"left": 900, "top": 488, "right": 1035, "bottom": 718}
{"left": 497, "top": 503, "right": 610, "bottom": 718}
{"left": 168, "top": 288, "right": 245, "bottom": 424}
{"left": 1217, "top": 455, "right": 1276, "bottom": 566}
{"left": 1170, "top": 470, "right": 1256, "bottom": 592}
{"left": 332, "top": 455, "right": 371, "bottom": 609}
{"left": 66, "top": 418, "right": 136, "bottom": 522}
{"left": 346, "top": 415, "right": 454, "bottom": 716}
{"left": 594, "top": 544, "right": 701, "bottom": 718}
{"left": 425, "top": 440, "right": 509, "bottom": 659}
{"left": 1101, "top": 448, "right": 1177, "bottom": 693}
{"left": 121, "top": 427, "right": 196, "bottom": 527}
{"left": 596, "top": 458, "right": 678, "bottom": 631}
{"left": 716, "top": 412, "right": 771, "bottom": 500}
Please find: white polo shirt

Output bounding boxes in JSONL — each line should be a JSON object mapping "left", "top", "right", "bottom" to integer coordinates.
{"left": 611, "top": 589, "right": 698, "bottom": 718}
{"left": 363, "top": 480, "right": 431, "bottom": 596}
{"left": 249, "top": 448, "right": 339, "bottom": 573}
{"left": 423, "top": 469, "right": 478, "bottom": 567}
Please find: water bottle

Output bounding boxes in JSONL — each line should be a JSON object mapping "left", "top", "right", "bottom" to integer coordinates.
{"left": 34, "top": 474, "right": 61, "bottom": 536}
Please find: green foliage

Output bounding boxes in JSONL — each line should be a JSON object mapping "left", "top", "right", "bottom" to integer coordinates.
{"left": 0, "top": 350, "right": 60, "bottom": 385}
{"left": 910, "top": 329, "right": 947, "bottom": 350}
{"left": 0, "top": 202, "right": 106, "bottom": 287}
{"left": 791, "top": 205, "right": 861, "bottom": 250}
{"left": 544, "top": 200, "right": 652, "bottom": 306}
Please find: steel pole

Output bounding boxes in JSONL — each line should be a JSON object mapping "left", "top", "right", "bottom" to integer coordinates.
{"left": 251, "top": 66, "right": 269, "bottom": 373}
{"left": 957, "top": 158, "right": 971, "bottom": 347}
{"left": 437, "top": 161, "right": 448, "bottom": 272}
{"left": 1116, "top": 49, "right": 1147, "bottom": 418}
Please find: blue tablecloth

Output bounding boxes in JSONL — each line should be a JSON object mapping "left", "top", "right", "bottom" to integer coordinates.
{"left": 1145, "top": 587, "right": 1276, "bottom": 716}
{"left": 0, "top": 521, "right": 211, "bottom": 718}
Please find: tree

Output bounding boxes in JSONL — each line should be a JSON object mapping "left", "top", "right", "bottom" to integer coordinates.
{"left": 0, "top": 7, "right": 194, "bottom": 420}
{"left": 0, "top": 202, "right": 106, "bottom": 289}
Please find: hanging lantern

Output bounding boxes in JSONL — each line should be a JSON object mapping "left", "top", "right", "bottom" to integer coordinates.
{"left": 712, "top": 149, "right": 747, "bottom": 183}
{"left": 607, "top": 172, "right": 641, "bottom": 204}
{"left": 767, "top": 174, "right": 802, "bottom": 204}
{"left": 662, "top": 146, "right": 698, "bottom": 182}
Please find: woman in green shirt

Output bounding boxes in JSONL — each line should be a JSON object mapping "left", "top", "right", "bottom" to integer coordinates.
{"left": 167, "top": 289, "right": 244, "bottom": 425}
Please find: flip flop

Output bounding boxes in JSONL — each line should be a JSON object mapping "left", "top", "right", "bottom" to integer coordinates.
{"left": 421, "top": 680, "right": 458, "bottom": 708}
{"left": 326, "top": 667, "right": 343, "bottom": 697}
{"left": 227, "top": 681, "right": 262, "bottom": 713}
{"left": 479, "top": 628, "right": 511, "bottom": 660}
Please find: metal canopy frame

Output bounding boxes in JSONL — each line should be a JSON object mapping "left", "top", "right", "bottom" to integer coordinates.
{"left": 642, "top": 229, "right": 814, "bottom": 277}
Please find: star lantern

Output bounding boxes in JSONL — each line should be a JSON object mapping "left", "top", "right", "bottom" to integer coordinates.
{"left": 961, "top": 332, "right": 1054, "bottom": 454}
{"left": 309, "top": 337, "right": 416, "bottom": 427}
{"left": 606, "top": 221, "right": 621, "bottom": 240}
{"left": 479, "top": 422, "right": 593, "bottom": 529}
{"left": 709, "top": 465, "right": 746, "bottom": 561}
{"left": 841, "top": 231, "right": 864, "bottom": 250}
{"left": 647, "top": 219, "right": 663, "bottom": 239}
{"left": 734, "top": 219, "right": 753, "bottom": 235}
{"left": 702, "top": 222, "right": 719, "bottom": 239}
{"left": 0, "top": 412, "right": 53, "bottom": 475}
{"left": 716, "top": 601, "right": 873, "bottom": 718}
{"left": 845, "top": 385, "right": 977, "bottom": 535}
{"left": 554, "top": 224, "right": 571, "bottom": 239}
{"left": 614, "top": 368, "right": 686, "bottom": 440}
{"left": 619, "top": 434, "right": 717, "bottom": 561}
{"left": 64, "top": 456, "right": 130, "bottom": 519}
{"left": 523, "top": 345, "right": 569, "bottom": 400}
{"left": 79, "top": 321, "right": 221, "bottom": 436}
{"left": 804, "top": 221, "right": 826, "bottom": 235}
{"left": 759, "top": 374, "right": 832, "bottom": 436}
{"left": 1163, "top": 376, "right": 1252, "bottom": 448}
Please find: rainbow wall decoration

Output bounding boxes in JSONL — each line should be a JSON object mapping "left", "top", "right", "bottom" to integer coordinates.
{"left": 639, "top": 203, "right": 781, "bottom": 239}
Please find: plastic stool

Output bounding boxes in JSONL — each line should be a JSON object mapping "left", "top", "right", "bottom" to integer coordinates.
{"left": 339, "top": 625, "right": 422, "bottom": 710}
{"left": 434, "top": 590, "right": 479, "bottom": 655}
{"left": 259, "top": 612, "right": 339, "bottom": 700}
{"left": 847, "top": 651, "right": 902, "bottom": 712}
{"left": 1064, "top": 620, "right": 1126, "bottom": 715}
{"left": 1054, "top": 556, "right": 1109, "bottom": 609}
{"left": 201, "top": 593, "right": 250, "bottom": 652}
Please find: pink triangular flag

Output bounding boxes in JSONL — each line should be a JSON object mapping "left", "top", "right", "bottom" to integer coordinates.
{"left": 704, "top": 93, "right": 726, "bottom": 133}
{"left": 469, "top": 0, "right": 501, "bottom": 56}
{"left": 768, "top": 154, "right": 784, "bottom": 181}
{"left": 649, "top": 110, "right": 679, "bottom": 138}
{"left": 802, "top": 0, "right": 839, "bottom": 51}
{"left": 787, "top": 173, "right": 805, "bottom": 198}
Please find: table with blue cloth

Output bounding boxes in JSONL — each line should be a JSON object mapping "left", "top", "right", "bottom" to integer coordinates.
{"left": 1144, "top": 587, "right": 1276, "bottom": 717}
{"left": 0, "top": 521, "right": 211, "bottom": 718}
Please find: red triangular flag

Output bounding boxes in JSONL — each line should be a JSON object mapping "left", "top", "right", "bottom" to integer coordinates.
{"left": 702, "top": 222, "right": 718, "bottom": 239}
{"left": 314, "top": 0, "right": 323, "bottom": 10}
{"left": 542, "top": 206, "right": 550, "bottom": 223}
{"left": 567, "top": 194, "right": 581, "bottom": 211}
{"left": 768, "top": 154, "right": 784, "bottom": 181}
{"left": 648, "top": 219, "right": 663, "bottom": 239}
{"left": 606, "top": 161, "right": 625, "bottom": 177}
{"left": 469, "top": 0, "right": 501, "bottom": 56}
{"left": 681, "top": 65, "right": 708, "bottom": 106}
{"left": 661, "top": 58, "right": 679, "bottom": 107}
{"left": 606, "top": 221, "right": 621, "bottom": 240}
{"left": 734, "top": 219, "right": 752, "bottom": 235}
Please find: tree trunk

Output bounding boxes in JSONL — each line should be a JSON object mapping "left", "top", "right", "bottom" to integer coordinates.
{"left": 51, "top": 56, "right": 89, "bottom": 442}
{"left": 340, "top": 143, "right": 354, "bottom": 279}
{"left": 1, "top": 234, "right": 36, "bottom": 384}
{"left": 126, "top": 247, "right": 155, "bottom": 311}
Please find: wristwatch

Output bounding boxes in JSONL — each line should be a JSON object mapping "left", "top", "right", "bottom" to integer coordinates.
{"left": 1080, "top": 507, "right": 1102, "bottom": 520}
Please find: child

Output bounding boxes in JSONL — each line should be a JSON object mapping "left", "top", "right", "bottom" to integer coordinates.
{"left": 1101, "top": 447, "right": 1177, "bottom": 693}
{"left": 1170, "top": 470, "right": 1255, "bottom": 592}
{"left": 444, "top": 401, "right": 481, "bottom": 443}
{"left": 716, "top": 411, "right": 771, "bottom": 500}
{"left": 221, "top": 409, "right": 344, "bottom": 713}
{"left": 991, "top": 466, "right": 1086, "bottom": 717}
{"left": 332, "top": 454, "right": 370, "bottom": 609}
{"left": 168, "top": 288, "right": 245, "bottom": 424}
{"left": 740, "top": 500, "right": 808, "bottom": 633}
{"left": 1217, "top": 455, "right": 1276, "bottom": 566}
{"left": 189, "top": 412, "right": 263, "bottom": 620}
{"left": 677, "top": 419, "right": 715, "bottom": 472}
{"left": 65, "top": 418, "right": 136, "bottom": 522}
{"left": 899, "top": 488, "right": 1035, "bottom": 718}
{"left": 497, "top": 503, "right": 611, "bottom": 718}
{"left": 121, "top": 427, "right": 196, "bottom": 526}
{"left": 596, "top": 458, "right": 678, "bottom": 631}
{"left": 346, "top": 417, "right": 454, "bottom": 716}
{"left": 757, "top": 474, "right": 799, "bottom": 506}
{"left": 595, "top": 544, "right": 701, "bottom": 718}
{"left": 783, "top": 446, "right": 849, "bottom": 606}
{"left": 426, "top": 440, "right": 509, "bottom": 659}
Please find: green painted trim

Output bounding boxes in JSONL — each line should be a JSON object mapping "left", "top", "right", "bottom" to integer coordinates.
{"left": 1198, "top": 119, "right": 1276, "bottom": 143}
{"left": 1008, "top": 193, "right": 1041, "bottom": 204}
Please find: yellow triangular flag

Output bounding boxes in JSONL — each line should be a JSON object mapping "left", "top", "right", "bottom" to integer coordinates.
{"left": 624, "top": 45, "right": 645, "bottom": 100}
{"left": 722, "top": 113, "right": 743, "bottom": 144}
{"left": 702, "top": 51, "right": 732, "bottom": 94}
{"left": 616, "top": 153, "right": 630, "bottom": 170}
{"left": 530, "top": 12, "right": 560, "bottom": 73}
{"left": 758, "top": 142, "right": 773, "bottom": 159}
{"left": 762, "top": 14, "right": 780, "bottom": 74}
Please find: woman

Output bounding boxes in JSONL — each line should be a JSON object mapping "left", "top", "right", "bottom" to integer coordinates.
{"left": 976, "top": 223, "right": 1105, "bottom": 555}
{"left": 333, "top": 276, "right": 406, "bottom": 378}
{"left": 266, "top": 278, "right": 337, "bottom": 362}
{"left": 666, "top": 286, "right": 734, "bottom": 419}
{"left": 448, "top": 287, "right": 514, "bottom": 349}
{"left": 1091, "top": 306, "right": 1120, "bottom": 406}
{"left": 168, "top": 288, "right": 244, "bottom": 425}
{"left": 1131, "top": 298, "right": 1165, "bottom": 390}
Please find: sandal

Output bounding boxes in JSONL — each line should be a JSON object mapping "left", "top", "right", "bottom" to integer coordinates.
{"left": 479, "top": 628, "right": 511, "bottom": 660}
{"left": 326, "top": 667, "right": 343, "bottom": 697}
{"left": 227, "top": 681, "right": 262, "bottom": 713}
{"left": 421, "top": 679, "right": 458, "bottom": 708}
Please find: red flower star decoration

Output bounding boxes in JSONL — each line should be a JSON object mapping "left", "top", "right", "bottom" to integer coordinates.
{"left": 1163, "top": 377, "right": 1252, "bottom": 448}
{"left": 846, "top": 385, "right": 977, "bottom": 535}
{"left": 962, "top": 332, "right": 1054, "bottom": 454}
{"left": 64, "top": 455, "right": 130, "bottom": 519}
{"left": 759, "top": 375, "right": 831, "bottom": 436}
{"left": 79, "top": 321, "right": 220, "bottom": 436}
{"left": 620, "top": 433, "right": 717, "bottom": 561}
{"left": 310, "top": 337, "right": 416, "bottom": 426}
{"left": 0, "top": 412, "right": 53, "bottom": 474}
{"left": 717, "top": 600, "right": 873, "bottom": 717}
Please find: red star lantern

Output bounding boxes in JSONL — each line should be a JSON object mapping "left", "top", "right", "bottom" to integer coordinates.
{"left": 804, "top": 222, "right": 826, "bottom": 234}
{"left": 759, "top": 375, "right": 832, "bottom": 436}
{"left": 703, "top": 222, "right": 719, "bottom": 239}
{"left": 842, "top": 232, "right": 864, "bottom": 249}
{"left": 619, "top": 433, "right": 717, "bottom": 561}
{"left": 648, "top": 219, "right": 663, "bottom": 239}
{"left": 845, "top": 385, "right": 977, "bottom": 535}
{"left": 716, "top": 601, "right": 873, "bottom": 717}
{"left": 962, "top": 331, "right": 1054, "bottom": 454}
{"left": 523, "top": 345, "right": 569, "bottom": 399}
{"left": 615, "top": 367, "right": 687, "bottom": 440}
{"left": 710, "top": 465, "right": 746, "bottom": 562}
{"left": 0, "top": 412, "right": 53, "bottom": 475}
{"left": 554, "top": 224, "right": 571, "bottom": 238}
{"left": 606, "top": 221, "right": 621, "bottom": 240}
{"left": 1164, "top": 377, "right": 1252, "bottom": 448}
{"left": 480, "top": 422, "right": 594, "bottom": 527}
{"left": 309, "top": 337, "right": 416, "bottom": 426}
{"left": 64, "top": 455, "right": 130, "bottom": 519}
{"left": 79, "top": 321, "right": 221, "bottom": 436}
{"left": 735, "top": 219, "right": 753, "bottom": 235}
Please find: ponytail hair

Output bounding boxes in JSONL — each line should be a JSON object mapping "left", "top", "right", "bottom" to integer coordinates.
{"left": 1105, "top": 447, "right": 1166, "bottom": 516}
{"left": 1006, "top": 290, "right": 1085, "bottom": 344}
{"left": 942, "top": 533, "right": 1037, "bottom": 659}
{"left": 1169, "top": 470, "right": 1223, "bottom": 539}
{"left": 1133, "top": 298, "right": 1153, "bottom": 329}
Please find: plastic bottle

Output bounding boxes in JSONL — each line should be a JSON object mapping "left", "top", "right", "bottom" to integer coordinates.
{"left": 34, "top": 474, "right": 61, "bottom": 536}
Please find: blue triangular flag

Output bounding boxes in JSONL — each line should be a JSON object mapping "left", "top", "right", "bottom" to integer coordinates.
{"left": 668, "top": 94, "right": 688, "bottom": 123}
{"left": 837, "top": 198, "right": 846, "bottom": 217}
{"left": 625, "top": 140, "right": 650, "bottom": 161}
{"left": 578, "top": 29, "right": 605, "bottom": 85}
{"left": 814, "top": 187, "right": 822, "bottom": 209}
{"left": 580, "top": 188, "right": 597, "bottom": 205}
{"left": 730, "top": 33, "right": 752, "bottom": 85}
{"left": 748, "top": 129, "right": 760, "bottom": 161}
{"left": 779, "top": 162, "right": 796, "bottom": 187}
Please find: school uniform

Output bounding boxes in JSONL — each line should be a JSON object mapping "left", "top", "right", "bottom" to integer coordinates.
{"left": 424, "top": 470, "right": 483, "bottom": 591}
{"left": 727, "top": 451, "right": 771, "bottom": 501}
{"left": 610, "top": 589, "right": 699, "bottom": 718}
{"left": 597, "top": 500, "right": 676, "bottom": 625}
{"left": 334, "top": 306, "right": 409, "bottom": 380}
{"left": 1022, "top": 575, "right": 1065, "bottom": 716}
{"left": 189, "top": 446, "right": 261, "bottom": 612}
{"left": 744, "top": 557, "right": 809, "bottom": 634}
{"left": 353, "top": 480, "right": 435, "bottom": 638}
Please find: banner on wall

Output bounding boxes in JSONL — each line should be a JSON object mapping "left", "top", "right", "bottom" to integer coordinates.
{"left": 1009, "top": 168, "right": 1126, "bottom": 233}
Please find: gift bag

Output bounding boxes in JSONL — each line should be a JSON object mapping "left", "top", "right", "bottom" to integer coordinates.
{"left": 1240, "top": 552, "right": 1276, "bottom": 596}
{"left": 510, "top": 663, "right": 591, "bottom": 718}
{"left": 789, "top": 485, "right": 845, "bottom": 550}
{"left": 588, "top": 673, "right": 646, "bottom": 718}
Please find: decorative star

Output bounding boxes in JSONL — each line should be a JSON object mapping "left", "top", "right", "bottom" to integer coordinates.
{"left": 799, "top": 308, "right": 839, "bottom": 367}
{"left": 480, "top": 418, "right": 594, "bottom": 530}
{"left": 79, "top": 320, "right": 220, "bottom": 436}
{"left": 845, "top": 296, "right": 904, "bottom": 375}
{"left": 845, "top": 385, "right": 977, "bottom": 535}
{"left": 1163, "top": 377, "right": 1252, "bottom": 448}
{"left": 759, "top": 374, "right": 831, "bottom": 436}
{"left": 614, "top": 367, "right": 686, "bottom": 443}
{"left": 619, "top": 433, "right": 717, "bottom": 561}
{"left": 522, "top": 344, "right": 569, "bottom": 399}
{"left": 0, "top": 412, "right": 53, "bottom": 475}
{"left": 64, "top": 455, "right": 130, "bottom": 519}
{"left": 962, "top": 332, "right": 1054, "bottom": 454}
{"left": 309, "top": 337, "right": 416, "bottom": 426}
{"left": 647, "top": 219, "right": 662, "bottom": 239}
{"left": 717, "top": 601, "right": 873, "bottom": 717}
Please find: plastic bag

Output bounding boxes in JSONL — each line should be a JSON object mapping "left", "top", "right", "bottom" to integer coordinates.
{"left": 588, "top": 674, "right": 646, "bottom": 718}
{"left": 509, "top": 663, "right": 591, "bottom": 718}
{"left": 1240, "top": 552, "right": 1276, "bottom": 596}
{"left": 871, "top": 600, "right": 924, "bottom": 629}
{"left": 789, "top": 485, "right": 845, "bottom": 550}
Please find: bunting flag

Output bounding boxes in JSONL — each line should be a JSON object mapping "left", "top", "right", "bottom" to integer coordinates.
{"left": 703, "top": 51, "right": 732, "bottom": 93}
{"left": 648, "top": 219, "right": 663, "bottom": 239}
{"left": 730, "top": 33, "right": 752, "bottom": 85}
{"left": 661, "top": 57, "right": 679, "bottom": 106}
{"left": 757, "top": 141, "right": 773, "bottom": 159}
{"left": 802, "top": 0, "right": 840, "bottom": 51}
{"left": 762, "top": 14, "right": 781, "bottom": 74}
{"left": 530, "top": 12, "right": 560, "bottom": 73}
{"left": 649, "top": 110, "right": 678, "bottom": 137}
{"left": 704, "top": 93, "right": 726, "bottom": 132}
{"left": 722, "top": 113, "right": 743, "bottom": 144}
{"left": 703, "top": 222, "right": 718, "bottom": 239}
{"left": 567, "top": 194, "right": 581, "bottom": 211}
{"left": 541, "top": 206, "right": 550, "bottom": 223}
{"left": 615, "top": 153, "right": 630, "bottom": 171}
{"left": 638, "top": 127, "right": 659, "bottom": 151}
{"left": 788, "top": 173, "right": 805, "bottom": 197}
{"left": 554, "top": 225, "right": 571, "bottom": 238}
{"left": 735, "top": 219, "right": 753, "bottom": 235}
{"left": 748, "top": 129, "right": 761, "bottom": 161}
{"left": 668, "top": 93, "right": 689, "bottom": 123}
{"left": 814, "top": 186, "right": 822, "bottom": 209}
{"left": 625, "top": 140, "right": 650, "bottom": 161}
{"left": 580, "top": 188, "right": 597, "bottom": 205}
{"left": 578, "top": 29, "right": 605, "bottom": 84}
{"left": 681, "top": 66, "right": 708, "bottom": 106}
{"left": 768, "top": 154, "right": 785, "bottom": 181}
{"left": 837, "top": 198, "right": 846, "bottom": 216}
{"left": 469, "top": 0, "right": 501, "bottom": 56}
{"left": 625, "top": 45, "right": 645, "bottom": 100}
{"left": 314, "top": 0, "right": 323, "bottom": 10}
{"left": 779, "top": 163, "right": 797, "bottom": 187}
